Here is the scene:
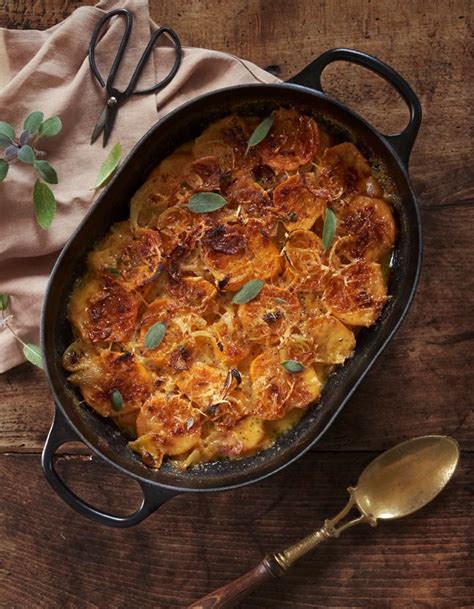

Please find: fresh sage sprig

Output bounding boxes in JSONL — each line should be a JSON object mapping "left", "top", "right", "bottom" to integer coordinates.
{"left": 245, "top": 114, "right": 274, "bottom": 156}
{"left": 188, "top": 192, "right": 227, "bottom": 213}
{"left": 232, "top": 279, "right": 264, "bottom": 304}
{"left": 281, "top": 359, "right": 304, "bottom": 373}
{"left": 143, "top": 322, "right": 166, "bottom": 350}
{"left": 322, "top": 208, "right": 337, "bottom": 251}
{"left": 95, "top": 143, "right": 122, "bottom": 188}
{"left": 0, "top": 293, "right": 43, "bottom": 369}
{"left": 0, "top": 112, "right": 62, "bottom": 229}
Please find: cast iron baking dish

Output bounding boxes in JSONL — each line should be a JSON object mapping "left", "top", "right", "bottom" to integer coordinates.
{"left": 41, "top": 48, "right": 422, "bottom": 527}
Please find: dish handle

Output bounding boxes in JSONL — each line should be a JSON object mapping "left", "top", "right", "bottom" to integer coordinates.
{"left": 287, "top": 48, "right": 422, "bottom": 166}
{"left": 41, "top": 406, "right": 177, "bottom": 527}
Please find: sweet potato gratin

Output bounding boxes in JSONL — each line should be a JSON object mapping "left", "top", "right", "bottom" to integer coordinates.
{"left": 63, "top": 108, "right": 396, "bottom": 469}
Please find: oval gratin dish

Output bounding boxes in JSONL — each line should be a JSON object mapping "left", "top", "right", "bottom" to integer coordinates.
{"left": 41, "top": 48, "right": 422, "bottom": 527}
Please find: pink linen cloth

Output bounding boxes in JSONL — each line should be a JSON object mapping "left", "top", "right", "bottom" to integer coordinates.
{"left": 0, "top": 0, "right": 280, "bottom": 372}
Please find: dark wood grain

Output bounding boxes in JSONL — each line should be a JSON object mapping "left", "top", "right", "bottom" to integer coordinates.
{"left": 1, "top": 452, "right": 472, "bottom": 609}
{"left": 0, "top": 1, "right": 473, "bottom": 608}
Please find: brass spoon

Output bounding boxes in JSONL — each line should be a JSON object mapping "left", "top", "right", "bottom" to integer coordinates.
{"left": 189, "top": 435, "right": 460, "bottom": 609}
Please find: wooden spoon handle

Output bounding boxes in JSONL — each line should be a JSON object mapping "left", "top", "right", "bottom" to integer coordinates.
{"left": 188, "top": 555, "right": 285, "bottom": 609}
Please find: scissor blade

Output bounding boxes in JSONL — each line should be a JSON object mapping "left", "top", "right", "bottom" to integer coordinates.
{"left": 91, "top": 103, "right": 108, "bottom": 145}
{"left": 102, "top": 105, "right": 118, "bottom": 148}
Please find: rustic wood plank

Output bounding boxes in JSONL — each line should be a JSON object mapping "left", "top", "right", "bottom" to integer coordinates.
{"left": 1, "top": 452, "right": 472, "bottom": 608}
{"left": 1, "top": 0, "right": 471, "bottom": 143}
{"left": 1, "top": 3, "right": 472, "bottom": 609}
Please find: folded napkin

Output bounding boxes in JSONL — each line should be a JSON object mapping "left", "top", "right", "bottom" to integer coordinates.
{"left": 0, "top": 0, "right": 280, "bottom": 373}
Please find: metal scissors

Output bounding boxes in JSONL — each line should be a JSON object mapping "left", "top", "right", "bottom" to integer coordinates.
{"left": 89, "top": 8, "right": 182, "bottom": 146}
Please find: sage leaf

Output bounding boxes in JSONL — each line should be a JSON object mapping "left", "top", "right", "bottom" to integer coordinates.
{"left": 232, "top": 279, "right": 264, "bottom": 304}
{"left": 23, "top": 343, "right": 44, "bottom": 369}
{"left": 24, "top": 111, "right": 44, "bottom": 134}
{"left": 322, "top": 208, "right": 337, "bottom": 251}
{"left": 188, "top": 192, "right": 227, "bottom": 213}
{"left": 110, "top": 388, "right": 123, "bottom": 411}
{"left": 281, "top": 359, "right": 304, "bottom": 373}
{"left": 0, "top": 121, "right": 15, "bottom": 138}
{"left": 0, "top": 121, "right": 15, "bottom": 147}
{"left": 0, "top": 134, "right": 12, "bottom": 148}
{"left": 17, "top": 144, "right": 35, "bottom": 164}
{"left": 38, "top": 116, "right": 62, "bottom": 138}
{"left": 95, "top": 142, "right": 122, "bottom": 188}
{"left": 245, "top": 114, "right": 274, "bottom": 155}
{"left": 4, "top": 144, "right": 18, "bottom": 160}
{"left": 0, "top": 293, "right": 10, "bottom": 311}
{"left": 144, "top": 322, "right": 166, "bottom": 349}
{"left": 34, "top": 160, "right": 58, "bottom": 184}
{"left": 19, "top": 130, "right": 31, "bottom": 146}
{"left": 0, "top": 159, "right": 8, "bottom": 182}
{"left": 33, "top": 179, "right": 56, "bottom": 230}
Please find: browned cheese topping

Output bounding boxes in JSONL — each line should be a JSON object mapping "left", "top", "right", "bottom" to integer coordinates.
{"left": 64, "top": 108, "right": 396, "bottom": 469}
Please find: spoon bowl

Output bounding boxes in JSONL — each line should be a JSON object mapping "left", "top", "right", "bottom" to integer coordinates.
{"left": 354, "top": 435, "right": 460, "bottom": 521}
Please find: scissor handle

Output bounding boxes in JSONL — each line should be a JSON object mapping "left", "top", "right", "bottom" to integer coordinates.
{"left": 126, "top": 26, "right": 182, "bottom": 96}
{"left": 88, "top": 8, "right": 133, "bottom": 93}
{"left": 89, "top": 9, "right": 182, "bottom": 101}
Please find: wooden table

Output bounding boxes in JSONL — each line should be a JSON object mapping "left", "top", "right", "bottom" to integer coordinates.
{"left": 1, "top": 1, "right": 472, "bottom": 607}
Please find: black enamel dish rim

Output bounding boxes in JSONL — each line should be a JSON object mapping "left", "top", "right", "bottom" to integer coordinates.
{"left": 41, "top": 48, "right": 422, "bottom": 527}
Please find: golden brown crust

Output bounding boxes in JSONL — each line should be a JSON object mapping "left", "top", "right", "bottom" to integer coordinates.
{"left": 261, "top": 108, "right": 320, "bottom": 171}
{"left": 335, "top": 195, "right": 396, "bottom": 262}
{"left": 237, "top": 285, "right": 301, "bottom": 345}
{"left": 192, "top": 115, "right": 259, "bottom": 172}
{"left": 249, "top": 349, "right": 321, "bottom": 420}
{"left": 316, "top": 142, "right": 373, "bottom": 201}
{"left": 209, "top": 309, "right": 251, "bottom": 366}
{"left": 67, "top": 349, "right": 153, "bottom": 420}
{"left": 201, "top": 220, "right": 282, "bottom": 291}
{"left": 323, "top": 261, "right": 387, "bottom": 326}
{"left": 88, "top": 222, "right": 163, "bottom": 289}
{"left": 65, "top": 108, "right": 395, "bottom": 470}
{"left": 130, "top": 393, "right": 202, "bottom": 466}
{"left": 69, "top": 275, "right": 140, "bottom": 345}
{"left": 166, "top": 276, "right": 217, "bottom": 316}
{"left": 273, "top": 174, "right": 326, "bottom": 230}
{"left": 284, "top": 229, "right": 329, "bottom": 293}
